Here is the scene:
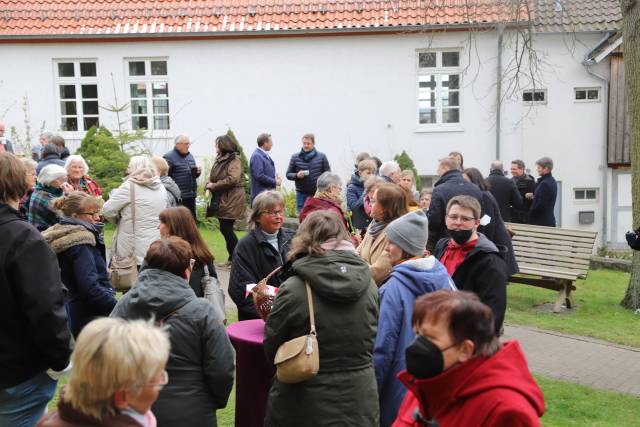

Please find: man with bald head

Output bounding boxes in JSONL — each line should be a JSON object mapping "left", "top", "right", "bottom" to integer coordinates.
{"left": 486, "top": 160, "right": 522, "bottom": 222}
{"left": 164, "top": 134, "right": 201, "bottom": 219}
{"left": 0, "top": 122, "right": 14, "bottom": 154}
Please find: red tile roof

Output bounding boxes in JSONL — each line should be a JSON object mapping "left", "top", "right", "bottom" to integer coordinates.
{"left": 0, "top": 0, "right": 621, "bottom": 39}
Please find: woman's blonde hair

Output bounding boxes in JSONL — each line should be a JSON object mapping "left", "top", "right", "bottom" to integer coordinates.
{"left": 150, "top": 156, "right": 169, "bottom": 177}
{"left": 288, "top": 210, "right": 351, "bottom": 260}
{"left": 52, "top": 191, "right": 102, "bottom": 217}
{"left": 65, "top": 318, "right": 170, "bottom": 419}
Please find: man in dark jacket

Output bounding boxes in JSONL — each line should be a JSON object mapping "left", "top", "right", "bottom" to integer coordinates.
{"left": 285, "top": 133, "right": 331, "bottom": 213}
{"left": 164, "top": 134, "right": 201, "bottom": 220}
{"left": 527, "top": 156, "right": 558, "bottom": 227}
{"left": 427, "top": 157, "right": 483, "bottom": 251}
{"left": 510, "top": 159, "right": 536, "bottom": 223}
{"left": 434, "top": 195, "right": 507, "bottom": 335}
{"left": 250, "top": 133, "right": 281, "bottom": 205}
{"left": 486, "top": 160, "right": 522, "bottom": 222}
{"left": 0, "top": 152, "right": 71, "bottom": 427}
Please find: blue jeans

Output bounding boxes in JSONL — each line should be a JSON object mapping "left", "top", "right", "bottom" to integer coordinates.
{"left": 0, "top": 372, "right": 57, "bottom": 427}
{"left": 296, "top": 192, "right": 311, "bottom": 214}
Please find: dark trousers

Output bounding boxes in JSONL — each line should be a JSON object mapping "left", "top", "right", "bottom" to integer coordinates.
{"left": 182, "top": 197, "right": 197, "bottom": 221}
{"left": 219, "top": 218, "right": 238, "bottom": 261}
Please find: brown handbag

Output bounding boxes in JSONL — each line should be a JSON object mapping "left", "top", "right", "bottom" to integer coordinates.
{"left": 273, "top": 281, "right": 319, "bottom": 384}
{"left": 109, "top": 182, "right": 138, "bottom": 292}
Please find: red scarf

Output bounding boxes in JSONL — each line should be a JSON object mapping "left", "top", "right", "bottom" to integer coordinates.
{"left": 440, "top": 238, "right": 478, "bottom": 276}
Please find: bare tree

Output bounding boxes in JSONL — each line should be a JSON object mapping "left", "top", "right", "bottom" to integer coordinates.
{"left": 621, "top": 0, "right": 640, "bottom": 310}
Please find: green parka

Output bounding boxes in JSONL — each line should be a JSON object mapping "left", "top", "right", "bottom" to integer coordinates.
{"left": 264, "top": 250, "right": 380, "bottom": 426}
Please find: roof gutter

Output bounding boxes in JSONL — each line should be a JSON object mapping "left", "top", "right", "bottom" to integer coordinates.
{"left": 0, "top": 21, "right": 530, "bottom": 42}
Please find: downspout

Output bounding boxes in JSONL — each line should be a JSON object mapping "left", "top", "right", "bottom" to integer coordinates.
{"left": 496, "top": 23, "right": 504, "bottom": 160}
{"left": 582, "top": 49, "right": 610, "bottom": 247}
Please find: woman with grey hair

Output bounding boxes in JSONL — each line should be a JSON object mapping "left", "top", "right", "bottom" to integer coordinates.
{"left": 299, "top": 171, "right": 350, "bottom": 232}
{"left": 36, "top": 143, "right": 65, "bottom": 175}
{"left": 229, "top": 190, "right": 295, "bottom": 320}
{"left": 103, "top": 156, "right": 166, "bottom": 266}
{"left": 29, "top": 164, "right": 73, "bottom": 231}
{"left": 65, "top": 154, "right": 102, "bottom": 198}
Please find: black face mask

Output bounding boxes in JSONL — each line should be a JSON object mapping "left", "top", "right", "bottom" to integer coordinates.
{"left": 405, "top": 336, "right": 456, "bottom": 379}
{"left": 448, "top": 228, "right": 474, "bottom": 245}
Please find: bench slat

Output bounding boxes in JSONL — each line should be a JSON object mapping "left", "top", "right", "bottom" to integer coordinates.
{"left": 507, "top": 223, "right": 598, "bottom": 239}
{"left": 512, "top": 241, "right": 593, "bottom": 255}
{"left": 514, "top": 249, "right": 592, "bottom": 266}
{"left": 517, "top": 266, "right": 580, "bottom": 280}
{"left": 511, "top": 234, "right": 596, "bottom": 249}
{"left": 511, "top": 230, "right": 596, "bottom": 245}
{"left": 517, "top": 257, "right": 590, "bottom": 274}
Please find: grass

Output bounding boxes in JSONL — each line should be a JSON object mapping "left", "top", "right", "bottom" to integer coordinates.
{"left": 536, "top": 375, "right": 640, "bottom": 426}
{"left": 506, "top": 269, "right": 640, "bottom": 348}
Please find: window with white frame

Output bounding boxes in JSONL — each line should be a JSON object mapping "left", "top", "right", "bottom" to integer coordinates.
{"left": 574, "top": 87, "right": 600, "bottom": 102}
{"left": 126, "top": 59, "right": 170, "bottom": 131}
{"left": 574, "top": 188, "right": 598, "bottom": 201}
{"left": 54, "top": 60, "right": 99, "bottom": 132}
{"left": 522, "top": 89, "right": 547, "bottom": 104}
{"left": 416, "top": 50, "right": 461, "bottom": 126}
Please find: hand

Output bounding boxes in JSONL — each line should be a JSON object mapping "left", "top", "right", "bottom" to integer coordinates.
{"left": 525, "top": 193, "right": 534, "bottom": 200}
{"left": 352, "top": 234, "right": 362, "bottom": 246}
{"left": 206, "top": 182, "right": 214, "bottom": 190}
{"left": 296, "top": 170, "right": 306, "bottom": 179}
{"left": 60, "top": 182, "right": 73, "bottom": 195}
{"left": 195, "top": 166, "right": 202, "bottom": 176}
{"left": 276, "top": 175, "right": 282, "bottom": 186}
{"left": 423, "top": 249, "right": 431, "bottom": 257}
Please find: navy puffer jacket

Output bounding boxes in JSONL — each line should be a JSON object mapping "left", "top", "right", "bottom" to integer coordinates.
{"left": 164, "top": 148, "right": 198, "bottom": 199}
{"left": 285, "top": 149, "right": 331, "bottom": 195}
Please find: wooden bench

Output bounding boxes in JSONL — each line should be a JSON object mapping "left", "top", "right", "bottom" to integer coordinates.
{"left": 506, "top": 222, "right": 598, "bottom": 313}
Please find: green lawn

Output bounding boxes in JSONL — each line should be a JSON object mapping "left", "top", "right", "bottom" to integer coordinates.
{"left": 506, "top": 269, "right": 640, "bottom": 348}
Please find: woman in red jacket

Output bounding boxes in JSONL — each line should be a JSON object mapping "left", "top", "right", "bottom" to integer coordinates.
{"left": 393, "top": 290, "right": 544, "bottom": 427}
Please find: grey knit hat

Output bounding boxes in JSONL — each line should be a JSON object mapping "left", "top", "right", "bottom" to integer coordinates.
{"left": 385, "top": 210, "right": 428, "bottom": 257}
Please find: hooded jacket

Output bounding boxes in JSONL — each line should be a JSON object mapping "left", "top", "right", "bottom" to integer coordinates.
{"left": 0, "top": 203, "right": 71, "bottom": 388}
{"left": 434, "top": 234, "right": 508, "bottom": 335}
{"left": 42, "top": 220, "right": 116, "bottom": 337}
{"left": 102, "top": 174, "right": 167, "bottom": 264}
{"left": 111, "top": 268, "right": 235, "bottom": 427}
{"left": 229, "top": 227, "right": 295, "bottom": 320}
{"left": 264, "top": 249, "right": 380, "bottom": 426}
{"left": 427, "top": 170, "right": 483, "bottom": 251}
{"left": 346, "top": 172, "right": 365, "bottom": 210}
{"left": 393, "top": 341, "right": 544, "bottom": 427}
{"left": 374, "top": 257, "right": 455, "bottom": 427}
{"left": 159, "top": 175, "right": 182, "bottom": 207}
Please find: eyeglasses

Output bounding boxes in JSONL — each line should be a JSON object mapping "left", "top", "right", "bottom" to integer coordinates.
{"left": 263, "top": 210, "right": 285, "bottom": 217}
{"left": 446, "top": 214, "right": 477, "bottom": 223}
{"left": 145, "top": 370, "right": 169, "bottom": 389}
{"left": 79, "top": 211, "right": 101, "bottom": 217}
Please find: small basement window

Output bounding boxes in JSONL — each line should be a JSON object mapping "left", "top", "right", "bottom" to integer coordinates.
{"left": 574, "top": 188, "right": 598, "bottom": 201}
{"left": 574, "top": 87, "right": 600, "bottom": 102}
{"left": 523, "top": 89, "right": 547, "bottom": 104}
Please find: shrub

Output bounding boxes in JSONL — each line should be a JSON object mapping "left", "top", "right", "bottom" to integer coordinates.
{"left": 282, "top": 187, "right": 297, "bottom": 217}
{"left": 394, "top": 150, "right": 422, "bottom": 191}
{"left": 76, "top": 126, "right": 130, "bottom": 199}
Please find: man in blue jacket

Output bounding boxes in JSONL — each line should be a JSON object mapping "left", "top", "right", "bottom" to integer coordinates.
{"left": 249, "top": 133, "right": 280, "bottom": 205}
{"left": 286, "top": 133, "right": 331, "bottom": 213}
{"left": 164, "top": 134, "right": 201, "bottom": 220}
{"left": 526, "top": 156, "right": 557, "bottom": 227}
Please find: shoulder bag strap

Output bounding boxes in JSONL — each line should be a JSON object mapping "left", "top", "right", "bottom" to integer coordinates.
{"left": 130, "top": 181, "right": 136, "bottom": 256}
{"left": 305, "top": 281, "right": 316, "bottom": 335}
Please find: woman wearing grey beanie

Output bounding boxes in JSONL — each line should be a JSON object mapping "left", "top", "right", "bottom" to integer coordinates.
{"left": 373, "top": 209, "right": 456, "bottom": 427}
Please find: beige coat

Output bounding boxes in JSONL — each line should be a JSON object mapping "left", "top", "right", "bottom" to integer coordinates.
{"left": 207, "top": 153, "right": 246, "bottom": 220}
{"left": 357, "top": 229, "right": 392, "bottom": 285}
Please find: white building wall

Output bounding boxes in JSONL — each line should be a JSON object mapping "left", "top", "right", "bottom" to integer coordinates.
{"left": 0, "top": 30, "right": 614, "bottom": 245}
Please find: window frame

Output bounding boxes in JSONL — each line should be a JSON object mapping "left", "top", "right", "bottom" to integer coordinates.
{"left": 574, "top": 187, "right": 599, "bottom": 202}
{"left": 124, "top": 58, "right": 171, "bottom": 133}
{"left": 415, "top": 49, "right": 464, "bottom": 133}
{"left": 522, "top": 89, "right": 547, "bottom": 105}
{"left": 53, "top": 59, "right": 100, "bottom": 133}
{"left": 574, "top": 87, "right": 601, "bottom": 103}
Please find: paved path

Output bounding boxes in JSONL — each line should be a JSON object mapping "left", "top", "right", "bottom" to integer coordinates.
{"left": 503, "top": 324, "right": 640, "bottom": 396}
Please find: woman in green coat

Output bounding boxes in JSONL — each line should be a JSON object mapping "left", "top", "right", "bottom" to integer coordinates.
{"left": 264, "top": 210, "right": 380, "bottom": 426}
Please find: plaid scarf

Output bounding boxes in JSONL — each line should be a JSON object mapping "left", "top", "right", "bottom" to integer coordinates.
{"left": 28, "top": 183, "right": 62, "bottom": 231}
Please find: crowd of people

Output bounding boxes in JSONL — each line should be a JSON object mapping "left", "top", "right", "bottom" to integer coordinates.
{"left": 0, "top": 124, "right": 554, "bottom": 427}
